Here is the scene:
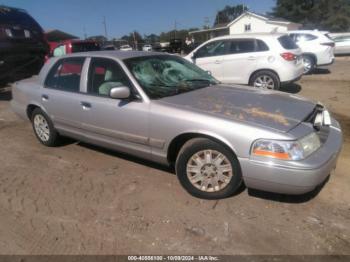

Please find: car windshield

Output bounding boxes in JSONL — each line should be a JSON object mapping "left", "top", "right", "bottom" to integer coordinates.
{"left": 124, "top": 55, "right": 219, "bottom": 99}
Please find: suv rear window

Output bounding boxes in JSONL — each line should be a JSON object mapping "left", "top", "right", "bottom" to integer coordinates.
{"left": 0, "top": 6, "right": 42, "bottom": 30}
{"left": 278, "top": 35, "right": 298, "bottom": 50}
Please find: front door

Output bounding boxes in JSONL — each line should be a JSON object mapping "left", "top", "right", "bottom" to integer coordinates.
{"left": 193, "top": 40, "right": 229, "bottom": 81}
{"left": 80, "top": 57, "right": 150, "bottom": 157}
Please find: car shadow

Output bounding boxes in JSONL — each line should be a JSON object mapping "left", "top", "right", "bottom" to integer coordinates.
{"left": 77, "top": 142, "right": 175, "bottom": 174}
{"left": 247, "top": 176, "right": 330, "bottom": 203}
{"left": 280, "top": 83, "right": 302, "bottom": 94}
{"left": 311, "top": 68, "right": 331, "bottom": 75}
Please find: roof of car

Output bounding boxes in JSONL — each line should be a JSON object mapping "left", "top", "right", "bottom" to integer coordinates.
{"left": 288, "top": 30, "right": 330, "bottom": 34}
{"left": 59, "top": 50, "right": 169, "bottom": 60}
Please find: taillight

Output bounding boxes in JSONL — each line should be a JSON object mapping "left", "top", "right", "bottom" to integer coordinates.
{"left": 321, "top": 42, "right": 335, "bottom": 47}
{"left": 281, "top": 52, "right": 296, "bottom": 61}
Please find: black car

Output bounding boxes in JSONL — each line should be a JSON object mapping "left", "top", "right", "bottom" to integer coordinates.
{"left": 168, "top": 39, "right": 182, "bottom": 53}
{"left": 0, "top": 5, "right": 48, "bottom": 81}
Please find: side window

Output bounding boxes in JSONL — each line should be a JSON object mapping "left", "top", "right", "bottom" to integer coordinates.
{"left": 195, "top": 41, "right": 228, "bottom": 58}
{"left": 228, "top": 39, "right": 256, "bottom": 54}
{"left": 45, "top": 57, "right": 85, "bottom": 92}
{"left": 53, "top": 45, "right": 66, "bottom": 57}
{"left": 256, "top": 40, "right": 269, "bottom": 51}
{"left": 88, "top": 58, "right": 132, "bottom": 97}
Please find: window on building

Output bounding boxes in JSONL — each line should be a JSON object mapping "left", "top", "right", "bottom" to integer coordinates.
{"left": 244, "top": 24, "right": 251, "bottom": 32}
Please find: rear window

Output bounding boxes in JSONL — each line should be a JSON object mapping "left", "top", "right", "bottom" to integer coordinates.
{"left": 278, "top": 35, "right": 298, "bottom": 50}
{"left": 0, "top": 6, "right": 42, "bottom": 30}
{"left": 71, "top": 42, "right": 101, "bottom": 53}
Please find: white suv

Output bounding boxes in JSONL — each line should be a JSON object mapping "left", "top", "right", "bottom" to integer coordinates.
{"left": 185, "top": 33, "right": 304, "bottom": 90}
{"left": 288, "top": 30, "right": 335, "bottom": 73}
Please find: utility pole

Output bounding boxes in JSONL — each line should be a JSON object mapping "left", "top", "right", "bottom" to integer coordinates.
{"left": 204, "top": 17, "right": 210, "bottom": 29}
{"left": 83, "top": 26, "right": 87, "bottom": 40}
{"left": 102, "top": 16, "right": 108, "bottom": 40}
{"left": 174, "top": 19, "right": 177, "bottom": 39}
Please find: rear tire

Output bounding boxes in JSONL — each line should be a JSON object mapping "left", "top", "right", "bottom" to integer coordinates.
{"left": 249, "top": 70, "right": 280, "bottom": 90}
{"left": 31, "top": 108, "right": 60, "bottom": 147}
{"left": 303, "top": 55, "right": 315, "bottom": 74}
{"left": 175, "top": 138, "right": 242, "bottom": 199}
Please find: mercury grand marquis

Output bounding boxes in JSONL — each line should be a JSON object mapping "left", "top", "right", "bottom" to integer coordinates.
{"left": 11, "top": 51, "right": 343, "bottom": 199}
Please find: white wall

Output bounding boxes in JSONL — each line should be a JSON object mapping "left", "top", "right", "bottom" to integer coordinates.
{"left": 229, "top": 15, "right": 292, "bottom": 34}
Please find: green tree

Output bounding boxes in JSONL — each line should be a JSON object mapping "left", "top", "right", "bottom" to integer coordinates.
{"left": 214, "top": 4, "right": 248, "bottom": 26}
{"left": 271, "top": 0, "right": 350, "bottom": 32}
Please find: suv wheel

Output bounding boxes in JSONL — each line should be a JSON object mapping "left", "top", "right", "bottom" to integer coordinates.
{"left": 175, "top": 138, "right": 242, "bottom": 199}
{"left": 303, "top": 55, "right": 315, "bottom": 74}
{"left": 250, "top": 70, "right": 280, "bottom": 90}
{"left": 31, "top": 108, "right": 59, "bottom": 147}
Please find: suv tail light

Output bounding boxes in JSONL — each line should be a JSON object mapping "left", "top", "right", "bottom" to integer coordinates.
{"left": 280, "top": 52, "right": 297, "bottom": 61}
{"left": 321, "top": 42, "right": 335, "bottom": 47}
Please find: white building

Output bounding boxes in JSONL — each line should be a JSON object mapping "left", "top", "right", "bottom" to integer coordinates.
{"left": 190, "top": 11, "right": 302, "bottom": 40}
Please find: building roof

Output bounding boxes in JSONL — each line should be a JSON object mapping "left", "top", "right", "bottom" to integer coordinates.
{"left": 189, "top": 11, "right": 302, "bottom": 35}
{"left": 45, "top": 29, "right": 78, "bottom": 42}
{"left": 227, "top": 11, "right": 302, "bottom": 27}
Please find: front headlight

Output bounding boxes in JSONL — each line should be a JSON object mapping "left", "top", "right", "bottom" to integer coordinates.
{"left": 251, "top": 133, "right": 321, "bottom": 161}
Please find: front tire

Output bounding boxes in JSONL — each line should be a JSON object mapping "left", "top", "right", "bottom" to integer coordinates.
{"left": 175, "top": 138, "right": 243, "bottom": 199}
{"left": 249, "top": 70, "right": 280, "bottom": 90}
{"left": 31, "top": 108, "right": 59, "bottom": 147}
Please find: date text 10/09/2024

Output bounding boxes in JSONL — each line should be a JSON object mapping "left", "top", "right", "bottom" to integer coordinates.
{"left": 128, "top": 256, "right": 220, "bottom": 261}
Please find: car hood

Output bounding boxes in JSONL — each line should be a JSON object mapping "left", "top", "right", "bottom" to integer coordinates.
{"left": 159, "top": 85, "right": 316, "bottom": 133}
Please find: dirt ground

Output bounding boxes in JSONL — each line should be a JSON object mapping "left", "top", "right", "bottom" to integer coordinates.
{"left": 0, "top": 58, "right": 349, "bottom": 255}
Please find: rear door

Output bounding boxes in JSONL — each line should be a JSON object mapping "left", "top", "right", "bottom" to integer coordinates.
{"left": 220, "top": 38, "right": 258, "bottom": 84}
{"left": 193, "top": 40, "right": 229, "bottom": 80}
{"left": 41, "top": 57, "right": 87, "bottom": 135}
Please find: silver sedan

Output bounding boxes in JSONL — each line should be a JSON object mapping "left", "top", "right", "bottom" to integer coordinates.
{"left": 11, "top": 51, "right": 343, "bottom": 199}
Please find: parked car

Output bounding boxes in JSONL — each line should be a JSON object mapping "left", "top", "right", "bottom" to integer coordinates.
{"left": 169, "top": 39, "right": 182, "bottom": 53}
{"left": 185, "top": 33, "right": 304, "bottom": 90}
{"left": 142, "top": 44, "right": 153, "bottom": 52}
{"left": 0, "top": 5, "right": 48, "bottom": 81}
{"left": 11, "top": 51, "right": 342, "bottom": 199}
{"left": 50, "top": 39, "right": 100, "bottom": 58}
{"left": 288, "top": 30, "right": 335, "bottom": 74}
{"left": 332, "top": 35, "right": 350, "bottom": 55}
{"left": 120, "top": 45, "right": 133, "bottom": 51}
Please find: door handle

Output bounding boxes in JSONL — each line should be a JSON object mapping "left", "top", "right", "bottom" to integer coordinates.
{"left": 80, "top": 101, "right": 91, "bottom": 109}
{"left": 247, "top": 56, "right": 257, "bottom": 60}
{"left": 215, "top": 60, "right": 221, "bottom": 64}
{"left": 41, "top": 94, "right": 49, "bottom": 101}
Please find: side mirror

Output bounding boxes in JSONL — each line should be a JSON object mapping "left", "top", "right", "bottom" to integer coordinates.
{"left": 109, "top": 86, "right": 131, "bottom": 99}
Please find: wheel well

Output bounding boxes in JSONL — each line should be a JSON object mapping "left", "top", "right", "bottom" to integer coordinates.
{"left": 248, "top": 69, "right": 280, "bottom": 85}
{"left": 26, "top": 104, "right": 40, "bottom": 120}
{"left": 167, "top": 133, "right": 236, "bottom": 165}
{"left": 302, "top": 53, "right": 317, "bottom": 64}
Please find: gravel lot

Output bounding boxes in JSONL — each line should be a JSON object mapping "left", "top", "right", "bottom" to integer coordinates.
{"left": 0, "top": 57, "right": 349, "bottom": 255}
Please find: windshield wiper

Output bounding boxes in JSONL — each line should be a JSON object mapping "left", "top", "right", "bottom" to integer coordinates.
{"left": 183, "top": 79, "right": 212, "bottom": 84}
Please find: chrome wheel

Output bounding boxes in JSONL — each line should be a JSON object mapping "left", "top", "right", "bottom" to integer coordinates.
{"left": 34, "top": 114, "right": 50, "bottom": 142}
{"left": 303, "top": 57, "right": 313, "bottom": 73}
{"left": 253, "top": 75, "right": 275, "bottom": 89}
{"left": 186, "top": 150, "right": 233, "bottom": 193}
